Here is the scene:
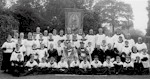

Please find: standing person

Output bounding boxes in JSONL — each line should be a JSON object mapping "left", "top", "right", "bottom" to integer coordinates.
{"left": 86, "top": 42, "right": 94, "bottom": 62}
{"left": 96, "top": 28, "right": 105, "bottom": 46}
{"left": 52, "top": 29, "right": 59, "bottom": 48}
{"left": 114, "top": 36, "right": 124, "bottom": 55}
{"left": 24, "top": 32, "right": 34, "bottom": 62}
{"left": 72, "top": 34, "right": 80, "bottom": 48}
{"left": 125, "top": 33, "right": 135, "bottom": 47}
{"left": 65, "top": 28, "right": 72, "bottom": 41}
{"left": 135, "top": 37, "right": 147, "bottom": 52}
{"left": 105, "top": 31, "right": 114, "bottom": 47}
{"left": 19, "top": 32, "right": 26, "bottom": 45}
{"left": 58, "top": 30, "right": 65, "bottom": 47}
{"left": 77, "top": 29, "right": 83, "bottom": 40}
{"left": 12, "top": 32, "right": 19, "bottom": 44}
{"left": 35, "top": 27, "right": 41, "bottom": 40}
{"left": 86, "top": 29, "right": 96, "bottom": 48}
{"left": 48, "top": 33, "right": 55, "bottom": 49}
{"left": 1, "top": 35, "right": 16, "bottom": 72}
{"left": 112, "top": 28, "right": 125, "bottom": 43}
{"left": 43, "top": 30, "right": 49, "bottom": 48}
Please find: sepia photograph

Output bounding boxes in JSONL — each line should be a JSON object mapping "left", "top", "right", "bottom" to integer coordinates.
{"left": 0, "top": 0, "right": 150, "bottom": 79}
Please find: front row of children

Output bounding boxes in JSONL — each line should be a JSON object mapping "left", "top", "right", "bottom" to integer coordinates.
{"left": 9, "top": 53, "right": 150, "bottom": 77}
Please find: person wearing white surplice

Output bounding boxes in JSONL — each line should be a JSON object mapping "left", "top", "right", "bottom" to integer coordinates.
{"left": 135, "top": 37, "right": 147, "bottom": 52}
{"left": 72, "top": 34, "right": 80, "bottom": 48}
{"left": 48, "top": 33, "right": 55, "bottom": 49}
{"left": 112, "top": 28, "right": 125, "bottom": 43}
{"left": 131, "top": 46, "right": 141, "bottom": 61}
{"left": 1, "top": 35, "right": 16, "bottom": 72}
{"left": 37, "top": 44, "right": 48, "bottom": 62}
{"left": 113, "top": 56, "right": 123, "bottom": 74}
{"left": 52, "top": 29, "right": 59, "bottom": 48}
{"left": 77, "top": 29, "right": 83, "bottom": 40}
{"left": 35, "top": 27, "right": 41, "bottom": 40}
{"left": 57, "top": 57, "right": 69, "bottom": 74}
{"left": 69, "top": 57, "right": 80, "bottom": 74}
{"left": 58, "top": 30, "right": 65, "bottom": 47}
{"left": 19, "top": 32, "right": 26, "bottom": 45}
{"left": 105, "top": 31, "right": 114, "bottom": 47}
{"left": 43, "top": 30, "right": 49, "bottom": 48}
{"left": 96, "top": 28, "right": 105, "bottom": 46}
{"left": 122, "top": 41, "right": 132, "bottom": 56}
{"left": 125, "top": 33, "right": 135, "bottom": 47}
{"left": 12, "top": 32, "right": 19, "bottom": 44}
{"left": 86, "top": 29, "right": 96, "bottom": 48}
{"left": 47, "top": 57, "right": 58, "bottom": 74}
{"left": 24, "top": 32, "right": 34, "bottom": 61}
{"left": 114, "top": 36, "right": 124, "bottom": 55}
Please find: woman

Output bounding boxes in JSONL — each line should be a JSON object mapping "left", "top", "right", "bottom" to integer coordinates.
{"left": 1, "top": 34, "right": 16, "bottom": 72}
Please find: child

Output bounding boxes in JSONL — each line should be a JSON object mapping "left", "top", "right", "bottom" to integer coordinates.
{"left": 57, "top": 57, "right": 68, "bottom": 74}
{"left": 48, "top": 43, "right": 58, "bottom": 62}
{"left": 38, "top": 44, "right": 48, "bottom": 62}
{"left": 38, "top": 57, "right": 49, "bottom": 74}
{"left": 135, "top": 37, "right": 147, "bottom": 52}
{"left": 103, "top": 56, "right": 115, "bottom": 75}
{"left": 91, "top": 55, "right": 104, "bottom": 75}
{"left": 79, "top": 57, "right": 91, "bottom": 75}
{"left": 113, "top": 56, "right": 123, "bottom": 74}
{"left": 114, "top": 36, "right": 124, "bottom": 55}
{"left": 122, "top": 41, "right": 131, "bottom": 56}
{"left": 96, "top": 28, "right": 105, "bottom": 46}
{"left": 1, "top": 35, "right": 16, "bottom": 72}
{"left": 131, "top": 46, "right": 141, "bottom": 61}
{"left": 134, "top": 56, "right": 144, "bottom": 75}
{"left": 47, "top": 57, "right": 58, "bottom": 74}
{"left": 86, "top": 29, "right": 96, "bottom": 48}
{"left": 105, "top": 43, "right": 116, "bottom": 61}
{"left": 23, "top": 55, "right": 38, "bottom": 76}
{"left": 69, "top": 57, "right": 80, "bottom": 74}
{"left": 141, "top": 49, "right": 150, "bottom": 74}
{"left": 123, "top": 56, "right": 134, "bottom": 75}
{"left": 86, "top": 42, "right": 94, "bottom": 62}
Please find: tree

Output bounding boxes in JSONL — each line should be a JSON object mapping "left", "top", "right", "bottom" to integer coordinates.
{"left": 146, "top": 0, "right": 150, "bottom": 36}
{"left": 93, "top": 0, "right": 133, "bottom": 33}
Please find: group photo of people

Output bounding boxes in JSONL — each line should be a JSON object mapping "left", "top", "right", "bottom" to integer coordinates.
{"left": 1, "top": 27, "right": 150, "bottom": 77}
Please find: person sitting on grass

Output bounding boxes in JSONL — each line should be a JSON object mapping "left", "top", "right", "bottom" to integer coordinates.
{"left": 57, "top": 57, "right": 68, "bottom": 74}
{"left": 113, "top": 56, "right": 123, "bottom": 75}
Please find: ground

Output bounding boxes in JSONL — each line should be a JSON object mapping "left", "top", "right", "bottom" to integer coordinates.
{"left": 0, "top": 71, "right": 150, "bottom": 79}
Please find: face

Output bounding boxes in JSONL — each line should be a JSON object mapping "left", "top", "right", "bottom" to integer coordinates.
{"left": 73, "top": 34, "right": 77, "bottom": 39}
{"left": 79, "top": 29, "right": 83, "bottom": 35}
{"left": 39, "top": 33, "right": 43, "bottom": 39}
{"left": 94, "top": 57, "right": 99, "bottom": 61}
{"left": 7, "top": 35, "right": 12, "bottom": 41}
{"left": 116, "top": 56, "right": 121, "bottom": 62}
{"left": 119, "top": 36, "right": 123, "bottom": 42}
{"left": 138, "top": 37, "right": 142, "bottom": 43}
{"left": 98, "top": 28, "right": 103, "bottom": 34}
{"left": 89, "top": 29, "right": 93, "bottom": 35}
{"left": 108, "top": 44, "right": 112, "bottom": 49}
{"left": 136, "top": 56, "right": 140, "bottom": 61}
{"left": 106, "top": 56, "right": 111, "bottom": 61}
{"left": 17, "top": 54, "right": 22, "bottom": 60}
{"left": 28, "top": 32, "right": 32, "bottom": 39}
{"left": 49, "top": 33, "right": 53, "bottom": 39}
{"left": 16, "top": 44, "right": 20, "bottom": 51}
{"left": 80, "top": 43, "right": 84, "bottom": 48}
{"left": 88, "top": 42, "right": 92, "bottom": 46}
{"left": 126, "top": 57, "right": 131, "bottom": 62}
{"left": 102, "top": 40, "right": 106, "bottom": 45}
{"left": 116, "top": 29, "right": 121, "bottom": 34}
{"left": 67, "top": 28, "right": 71, "bottom": 34}
{"left": 50, "top": 44, "right": 53, "bottom": 49}
{"left": 53, "top": 29, "right": 57, "bottom": 35}
{"left": 125, "top": 41, "right": 129, "bottom": 46}
{"left": 14, "top": 32, "right": 19, "bottom": 39}
{"left": 132, "top": 46, "right": 138, "bottom": 53}
{"left": 44, "top": 30, "right": 48, "bottom": 36}
{"left": 36, "top": 27, "right": 40, "bottom": 33}
{"left": 40, "top": 44, "right": 45, "bottom": 49}
{"left": 20, "top": 33, "right": 24, "bottom": 39}
{"left": 59, "top": 30, "right": 64, "bottom": 36}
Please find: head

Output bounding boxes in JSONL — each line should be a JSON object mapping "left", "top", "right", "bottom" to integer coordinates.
{"left": 79, "top": 29, "right": 83, "bottom": 35}
{"left": 118, "top": 36, "right": 123, "bottom": 42}
{"left": 135, "top": 56, "right": 140, "bottom": 62}
{"left": 94, "top": 55, "right": 99, "bottom": 62}
{"left": 102, "top": 40, "right": 106, "bottom": 45}
{"left": 126, "top": 33, "right": 131, "bottom": 39}
{"left": 80, "top": 42, "right": 85, "bottom": 48}
{"left": 138, "top": 37, "right": 143, "bottom": 44}
{"left": 60, "top": 57, "right": 65, "bottom": 62}
{"left": 32, "top": 44, "right": 37, "bottom": 49}
{"left": 57, "top": 40, "right": 61, "bottom": 46}
{"left": 107, "top": 43, "right": 112, "bottom": 49}
{"left": 39, "top": 33, "right": 43, "bottom": 39}
{"left": 125, "top": 41, "right": 129, "bottom": 46}
{"left": 116, "top": 28, "right": 122, "bottom": 35}
{"left": 17, "top": 38, "right": 22, "bottom": 45}
{"left": 40, "top": 44, "right": 45, "bottom": 49}
{"left": 66, "top": 34, "right": 70, "bottom": 40}
{"left": 41, "top": 57, "right": 46, "bottom": 63}
{"left": 30, "top": 55, "right": 35, "bottom": 62}
{"left": 59, "top": 30, "right": 64, "bottom": 36}
{"left": 72, "top": 34, "right": 77, "bottom": 40}
{"left": 50, "top": 57, "right": 55, "bottom": 63}
{"left": 96, "top": 45, "right": 100, "bottom": 49}
{"left": 88, "top": 42, "right": 92, "bottom": 47}
{"left": 7, "top": 34, "right": 12, "bottom": 41}
{"left": 50, "top": 43, "right": 54, "bottom": 49}
{"left": 20, "top": 32, "right": 24, "bottom": 39}
{"left": 98, "top": 28, "right": 103, "bottom": 34}
{"left": 116, "top": 56, "right": 121, "bottom": 62}
{"left": 16, "top": 44, "right": 20, "bottom": 51}
{"left": 132, "top": 46, "right": 138, "bottom": 53}
{"left": 125, "top": 56, "right": 131, "bottom": 62}
{"left": 36, "top": 27, "right": 40, "bottom": 33}
{"left": 89, "top": 29, "right": 94, "bottom": 35}
{"left": 49, "top": 33, "right": 53, "bottom": 39}
{"left": 106, "top": 56, "right": 111, "bottom": 62}
{"left": 44, "top": 30, "right": 48, "bottom": 36}
{"left": 52, "top": 29, "right": 57, "bottom": 35}
{"left": 14, "top": 32, "right": 19, "bottom": 39}
{"left": 17, "top": 54, "right": 22, "bottom": 60}
{"left": 67, "top": 28, "right": 71, "bottom": 34}
{"left": 28, "top": 32, "right": 32, "bottom": 39}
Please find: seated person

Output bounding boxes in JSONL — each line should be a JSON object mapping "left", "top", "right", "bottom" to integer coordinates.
{"left": 123, "top": 56, "right": 134, "bottom": 75}
{"left": 113, "top": 56, "right": 123, "bottom": 75}
{"left": 79, "top": 57, "right": 91, "bottom": 75}
{"left": 91, "top": 55, "right": 104, "bottom": 75}
{"left": 38, "top": 57, "right": 49, "bottom": 74}
{"left": 105, "top": 43, "right": 116, "bottom": 61}
{"left": 140, "top": 49, "right": 150, "bottom": 75}
{"left": 69, "top": 57, "right": 80, "bottom": 74}
{"left": 103, "top": 56, "right": 115, "bottom": 75}
{"left": 114, "top": 36, "right": 124, "bottom": 55}
{"left": 134, "top": 56, "right": 144, "bottom": 75}
{"left": 48, "top": 43, "right": 58, "bottom": 62}
{"left": 57, "top": 57, "right": 68, "bottom": 74}
{"left": 38, "top": 44, "right": 48, "bottom": 62}
{"left": 23, "top": 55, "right": 38, "bottom": 76}
{"left": 47, "top": 57, "right": 58, "bottom": 74}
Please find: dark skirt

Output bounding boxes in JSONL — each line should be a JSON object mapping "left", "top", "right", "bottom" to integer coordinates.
{"left": 1, "top": 53, "right": 12, "bottom": 71}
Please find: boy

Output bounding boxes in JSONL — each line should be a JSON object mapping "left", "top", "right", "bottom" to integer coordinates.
{"left": 114, "top": 36, "right": 124, "bottom": 55}
{"left": 135, "top": 37, "right": 147, "bottom": 52}
{"left": 57, "top": 57, "right": 69, "bottom": 74}
{"left": 38, "top": 44, "right": 48, "bottom": 62}
{"left": 96, "top": 28, "right": 105, "bottom": 46}
{"left": 47, "top": 57, "right": 58, "bottom": 74}
{"left": 23, "top": 55, "right": 38, "bottom": 76}
{"left": 113, "top": 56, "right": 123, "bottom": 74}
{"left": 103, "top": 56, "right": 115, "bottom": 75}
{"left": 123, "top": 56, "right": 134, "bottom": 75}
{"left": 86, "top": 29, "right": 96, "bottom": 48}
{"left": 69, "top": 57, "right": 80, "bottom": 74}
{"left": 91, "top": 55, "right": 104, "bottom": 75}
{"left": 38, "top": 57, "right": 49, "bottom": 74}
{"left": 134, "top": 56, "right": 144, "bottom": 75}
{"left": 122, "top": 41, "right": 131, "bottom": 56}
{"left": 79, "top": 57, "right": 91, "bottom": 75}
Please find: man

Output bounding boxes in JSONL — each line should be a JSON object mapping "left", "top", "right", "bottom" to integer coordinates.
{"left": 48, "top": 43, "right": 58, "bottom": 62}
{"left": 77, "top": 29, "right": 83, "bottom": 40}
{"left": 114, "top": 36, "right": 124, "bottom": 55}
{"left": 135, "top": 37, "right": 147, "bottom": 52}
{"left": 53, "top": 29, "right": 59, "bottom": 48}
{"left": 125, "top": 33, "right": 135, "bottom": 47}
{"left": 35, "top": 27, "right": 41, "bottom": 40}
{"left": 86, "top": 29, "right": 96, "bottom": 48}
{"left": 112, "top": 28, "right": 125, "bottom": 43}
{"left": 43, "top": 30, "right": 49, "bottom": 48}
{"left": 96, "top": 28, "right": 105, "bottom": 46}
